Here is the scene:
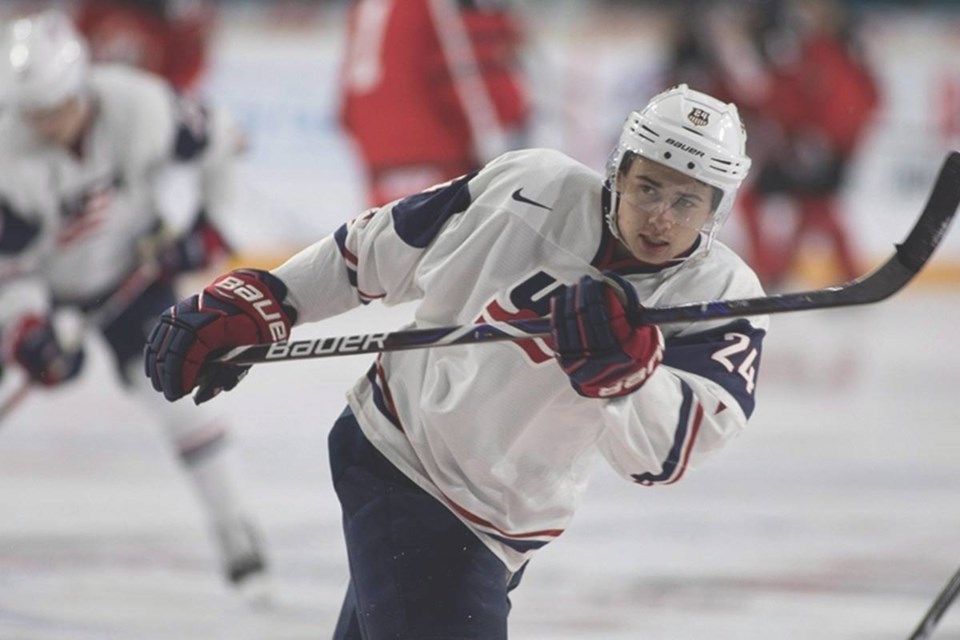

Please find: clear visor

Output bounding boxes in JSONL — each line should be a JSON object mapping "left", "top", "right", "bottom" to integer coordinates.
{"left": 615, "top": 149, "right": 720, "bottom": 223}
{"left": 618, "top": 170, "right": 718, "bottom": 230}
{"left": 605, "top": 142, "right": 733, "bottom": 254}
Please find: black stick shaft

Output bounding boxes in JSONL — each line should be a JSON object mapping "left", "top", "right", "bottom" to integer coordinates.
{"left": 909, "top": 566, "right": 960, "bottom": 640}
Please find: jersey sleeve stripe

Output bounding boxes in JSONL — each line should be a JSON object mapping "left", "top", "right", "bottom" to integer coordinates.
{"left": 630, "top": 381, "right": 704, "bottom": 486}
{"left": 333, "top": 221, "right": 386, "bottom": 304}
{"left": 333, "top": 223, "right": 358, "bottom": 267}
{"left": 665, "top": 400, "right": 704, "bottom": 485}
{"left": 359, "top": 290, "right": 386, "bottom": 303}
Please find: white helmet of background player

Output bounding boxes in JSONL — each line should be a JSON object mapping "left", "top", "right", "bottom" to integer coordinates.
{"left": 0, "top": 10, "right": 90, "bottom": 111}
{"left": 605, "top": 84, "right": 751, "bottom": 254}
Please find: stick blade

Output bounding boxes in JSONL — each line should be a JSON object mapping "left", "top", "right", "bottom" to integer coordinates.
{"left": 896, "top": 150, "right": 960, "bottom": 273}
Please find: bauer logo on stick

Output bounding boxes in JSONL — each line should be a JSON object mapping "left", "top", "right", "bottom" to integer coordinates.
{"left": 687, "top": 107, "right": 710, "bottom": 126}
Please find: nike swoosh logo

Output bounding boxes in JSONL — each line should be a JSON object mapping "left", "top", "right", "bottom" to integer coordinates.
{"left": 511, "top": 188, "right": 553, "bottom": 211}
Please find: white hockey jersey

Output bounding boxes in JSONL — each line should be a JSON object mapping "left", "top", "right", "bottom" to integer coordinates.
{"left": 274, "top": 148, "right": 769, "bottom": 571}
{"left": 0, "top": 64, "right": 237, "bottom": 328}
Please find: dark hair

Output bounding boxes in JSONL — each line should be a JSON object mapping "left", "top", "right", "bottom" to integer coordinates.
{"left": 619, "top": 150, "right": 723, "bottom": 212}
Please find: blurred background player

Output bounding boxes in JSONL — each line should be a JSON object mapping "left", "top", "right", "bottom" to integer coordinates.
{"left": 0, "top": 10, "right": 267, "bottom": 592}
{"left": 75, "top": 0, "right": 216, "bottom": 95}
{"left": 338, "top": 0, "right": 530, "bottom": 207}
{"left": 667, "top": 0, "right": 879, "bottom": 287}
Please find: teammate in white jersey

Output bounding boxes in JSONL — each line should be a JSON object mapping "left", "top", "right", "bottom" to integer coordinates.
{"left": 145, "top": 83, "right": 768, "bottom": 638}
{"left": 0, "top": 11, "right": 268, "bottom": 591}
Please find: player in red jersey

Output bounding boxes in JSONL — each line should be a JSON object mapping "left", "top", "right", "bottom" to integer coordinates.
{"left": 339, "top": 0, "right": 530, "bottom": 207}
{"left": 75, "top": 0, "right": 215, "bottom": 94}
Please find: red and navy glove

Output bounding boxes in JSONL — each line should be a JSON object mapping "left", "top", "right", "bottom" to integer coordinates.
{"left": 3, "top": 315, "right": 85, "bottom": 386}
{"left": 144, "top": 269, "right": 297, "bottom": 404}
{"left": 550, "top": 273, "right": 663, "bottom": 398}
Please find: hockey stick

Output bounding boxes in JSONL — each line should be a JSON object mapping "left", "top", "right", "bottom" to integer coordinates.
{"left": 88, "top": 260, "right": 161, "bottom": 329}
{"left": 0, "top": 380, "right": 31, "bottom": 424}
{"left": 0, "top": 261, "right": 161, "bottom": 427}
{"left": 213, "top": 151, "right": 960, "bottom": 367}
{"left": 909, "top": 565, "right": 960, "bottom": 640}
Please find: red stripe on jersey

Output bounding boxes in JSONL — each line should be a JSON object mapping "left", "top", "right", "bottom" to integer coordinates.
{"left": 664, "top": 400, "right": 704, "bottom": 485}
{"left": 56, "top": 211, "right": 107, "bottom": 246}
{"left": 441, "top": 494, "right": 564, "bottom": 540}
{"left": 340, "top": 244, "right": 359, "bottom": 267}
{"left": 359, "top": 289, "right": 386, "bottom": 303}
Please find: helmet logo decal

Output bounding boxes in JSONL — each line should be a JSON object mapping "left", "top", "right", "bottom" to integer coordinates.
{"left": 687, "top": 108, "right": 710, "bottom": 126}
{"left": 665, "top": 138, "right": 705, "bottom": 157}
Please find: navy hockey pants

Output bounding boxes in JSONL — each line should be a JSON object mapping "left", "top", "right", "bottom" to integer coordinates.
{"left": 58, "top": 278, "right": 175, "bottom": 383}
{"left": 99, "top": 281, "right": 176, "bottom": 378}
{"left": 328, "top": 407, "right": 526, "bottom": 640}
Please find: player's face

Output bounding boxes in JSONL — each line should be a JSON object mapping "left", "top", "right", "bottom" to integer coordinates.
{"left": 614, "top": 156, "right": 716, "bottom": 264}
{"left": 21, "top": 96, "right": 89, "bottom": 147}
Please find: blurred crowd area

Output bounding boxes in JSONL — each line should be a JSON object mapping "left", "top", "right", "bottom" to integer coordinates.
{"left": 2, "top": 0, "right": 960, "bottom": 288}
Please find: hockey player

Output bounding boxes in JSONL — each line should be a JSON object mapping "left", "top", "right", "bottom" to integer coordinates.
{"left": 75, "top": 0, "right": 216, "bottom": 95}
{"left": 667, "top": 0, "right": 879, "bottom": 287}
{"left": 145, "top": 84, "right": 768, "bottom": 638}
{"left": 339, "top": 0, "right": 529, "bottom": 207}
{"left": 0, "top": 11, "right": 267, "bottom": 591}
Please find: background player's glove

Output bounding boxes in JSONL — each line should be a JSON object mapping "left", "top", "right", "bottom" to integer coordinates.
{"left": 550, "top": 273, "right": 663, "bottom": 398}
{"left": 2, "top": 315, "right": 85, "bottom": 387}
{"left": 144, "top": 269, "right": 297, "bottom": 404}
{"left": 144, "top": 213, "right": 232, "bottom": 283}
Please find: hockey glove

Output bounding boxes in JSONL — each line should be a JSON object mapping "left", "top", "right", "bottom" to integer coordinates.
{"left": 144, "top": 269, "right": 297, "bottom": 404}
{"left": 3, "top": 315, "right": 85, "bottom": 387}
{"left": 550, "top": 273, "right": 663, "bottom": 398}
{"left": 148, "top": 215, "right": 232, "bottom": 283}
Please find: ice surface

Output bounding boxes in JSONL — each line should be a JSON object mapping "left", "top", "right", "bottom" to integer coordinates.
{"left": 1, "top": 290, "right": 959, "bottom": 639}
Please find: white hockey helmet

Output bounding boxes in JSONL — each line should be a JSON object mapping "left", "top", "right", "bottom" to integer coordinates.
{"left": 605, "top": 84, "right": 751, "bottom": 253}
{"left": 0, "top": 11, "right": 90, "bottom": 112}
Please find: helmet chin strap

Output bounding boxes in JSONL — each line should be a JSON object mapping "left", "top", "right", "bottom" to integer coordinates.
{"left": 601, "top": 180, "right": 625, "bottom": 243}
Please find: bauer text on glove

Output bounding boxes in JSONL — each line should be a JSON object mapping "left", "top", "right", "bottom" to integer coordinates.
{"left": 143, "top": 269, "right": 297, "bottom": 403}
